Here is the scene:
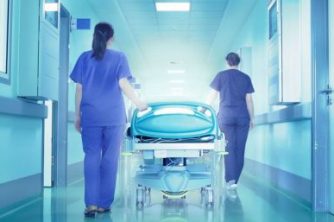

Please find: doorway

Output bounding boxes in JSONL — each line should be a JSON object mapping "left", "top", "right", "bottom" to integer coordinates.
{"left": 43, "top": 4, "right": 71, "bottom": 187}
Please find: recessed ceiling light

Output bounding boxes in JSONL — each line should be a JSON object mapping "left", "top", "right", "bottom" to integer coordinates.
{"left": 155, "top": 2, "right": 191, "bottom": 12}
{"left": 170, "top": 87, "right": 184, "bottom": 95}
{"left": 167, "top": 70, "right": 185, "bottom": 74}
{"left": 169, "top": 80, "right": 185, "bottom": 84}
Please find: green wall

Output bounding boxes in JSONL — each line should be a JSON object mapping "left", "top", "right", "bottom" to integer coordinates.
{"left": 0, "top": 0, "right": 44, "bottom": 184}
{"left": 247, "top": 120, "right": 311, "bottom": 179}
{"left": 0, "top": 115, "right": 42, "bottom": 183}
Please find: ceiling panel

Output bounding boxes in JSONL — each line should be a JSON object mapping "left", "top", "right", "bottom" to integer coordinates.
{"left": 191, "top": 1, "right": 229, "bottom": 11}
{"left": 117, "top": 0, "right": 155, "bottom": 12}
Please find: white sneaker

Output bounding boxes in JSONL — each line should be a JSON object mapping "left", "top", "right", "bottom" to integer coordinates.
{"left": 226, "top": 180, "right": 237, "bottom": 190}
{"left": 230, "top": 183, "right": 238, "bottom": 190}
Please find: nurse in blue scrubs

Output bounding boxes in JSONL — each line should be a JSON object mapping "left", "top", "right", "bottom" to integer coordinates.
{"left": 206, "top": 52, "right": 255, "bottom": 191}
{"left": 70, "top": 22, "right": 147, "bottom": 217}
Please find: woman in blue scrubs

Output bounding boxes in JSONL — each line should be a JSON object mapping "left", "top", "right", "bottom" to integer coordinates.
{"left": 70, "top": 22, "right": 147, "bottom": 217}
{"left": 206, "top": 52, "right": 255, "bottom": 191}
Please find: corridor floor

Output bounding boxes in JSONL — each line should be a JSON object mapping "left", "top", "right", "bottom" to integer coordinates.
{"left": 0, "top": 173, "right": 333, "bottom": 222}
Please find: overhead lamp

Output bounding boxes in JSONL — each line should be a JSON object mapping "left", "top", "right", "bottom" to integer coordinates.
{"left": 155, "top": 2, "right": 191, "bottom": 12}
{"left": 169, "top": 80, "right": 185, "bottom": 84}
{"left": 170, "top": 87, "right": 184, "bottom": 92}
{"left": 167, "top": 70, "right": 185, "bottom": 74}
{"left": 44, "top": 3, "right": 59, "bottom": 12}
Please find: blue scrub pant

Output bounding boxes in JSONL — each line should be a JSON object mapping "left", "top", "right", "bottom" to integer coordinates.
{"left": 220, "top": 117, "right": 250, "bottom": 183}
{"left": 81, "top": 125, "right": 125, "bottom": 208}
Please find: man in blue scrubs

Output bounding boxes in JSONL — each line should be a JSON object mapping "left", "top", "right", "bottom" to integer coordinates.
{"left": 206, "top": 52, "right": 255, "bottom": 191}
{"left": 70, "top": 22, "right": 147, "bottom": 217}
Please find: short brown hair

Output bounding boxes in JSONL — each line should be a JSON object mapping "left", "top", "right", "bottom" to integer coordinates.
{"left": 225, "top": 52, "right": 240, "bottom": 66}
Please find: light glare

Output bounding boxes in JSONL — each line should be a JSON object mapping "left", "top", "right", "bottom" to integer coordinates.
{"left": 155, "top": 2, "right": 190, "bottom": 12}
{"left": 167, "top": 70, "right": 185, "bottom": 74}
{"left": 154, "top": 108, "right": 194, "bottom": 115}
{"left": 44, "top": 3, "right": 58, "bottom": 12}
{"left": 169, "top": 80, "right": 185, "bottom": 84}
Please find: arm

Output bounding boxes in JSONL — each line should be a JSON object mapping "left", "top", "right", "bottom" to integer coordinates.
{"left": 119, "top": 78, "right": 148, "bottom": 111}
{"left": 206, "top": 89, "right": 219, "bottom": 107}
{"left": 199, "top": 89, "right": 219, "bottom": 113}
{"left": 246, "top": 93, "right": 255, "bottom": 129}
{"left": 75, "top": 83, "right": 82, "bottom": 133}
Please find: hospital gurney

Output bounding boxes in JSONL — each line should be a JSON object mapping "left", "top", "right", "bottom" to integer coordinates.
{"left": 126, "top": 102, "right": 226, "bottom": 208}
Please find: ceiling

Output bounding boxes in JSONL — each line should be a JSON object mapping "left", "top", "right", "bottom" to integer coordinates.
{"left": 84, "top": 0, "right": 256, "bottom": 101}
{"left": 116, "top": 0, "right": 228, "bottom": 64}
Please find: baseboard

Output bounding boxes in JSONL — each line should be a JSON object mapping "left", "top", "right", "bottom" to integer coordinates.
{"left": 67, "top": 161, "right": 83, "bottom": 184}
{"left": 244, "top": 158, "right": 311, "bottom": 205}
{"left": 0, "top": 174, "right": 42, "bottom": 209}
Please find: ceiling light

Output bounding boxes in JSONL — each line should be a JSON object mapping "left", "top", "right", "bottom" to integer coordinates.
{"left": 171, "top": 87, "right": 184, "bottom": 92}
{"left": 44, "top": 3, "right": 59, "bottom": 12}
{"left": 169, "top": 80, "right": 185, "bottom": 84}
{"left": 167, "top": 70, "right": 185, "bottom": 74}
{"left": 155, "top": 2, "right": 191, "bottom": 12}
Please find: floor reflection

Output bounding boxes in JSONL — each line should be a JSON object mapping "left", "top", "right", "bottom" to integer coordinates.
{"left": 1, "top": 154, "right": 334, "bottom": 222}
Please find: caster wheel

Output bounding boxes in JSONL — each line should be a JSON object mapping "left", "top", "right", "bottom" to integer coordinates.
{"left": 136, "top": 185, "right": 145, "bottom": 208}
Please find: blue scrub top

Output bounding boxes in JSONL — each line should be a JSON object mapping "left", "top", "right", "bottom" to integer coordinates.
{"left": 70, "top": 49, "right": 132, "bottom": 127}
{"left": 210, "top": 69, "right": 254, "bottom": 118}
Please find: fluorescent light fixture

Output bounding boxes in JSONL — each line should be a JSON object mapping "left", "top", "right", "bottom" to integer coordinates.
{"left": 167, "top": 70, "right": 185, "bottom": 74}
{"left": 171, "top": 87, "right": 184, "bottom": 92}
{"left": 169, "top": 80, "right": 185, "bottom": 84}
{"left": 170, "top": 87, "right": 184, "bottom": 96}
{"left": 44, "top": 3, "right": 59, "bottom": 12}
{"left": 155, "top": 2, "right": 190, "bottom": 12}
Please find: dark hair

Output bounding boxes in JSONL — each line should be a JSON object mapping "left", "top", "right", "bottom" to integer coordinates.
{"left": 225, "top": 52, "right": 241, "bottom": 66}
{"left": 92, "top": 22, "right": 114, "bottom": 60}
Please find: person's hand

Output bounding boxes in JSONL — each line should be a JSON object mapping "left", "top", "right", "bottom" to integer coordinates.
{"left": 198, "top": 107, "right": 207, "bottom": 114}
{"left": 137, "top": 101, "right": 148, "bottom": 111}
{"left": 75, "top": 117, "right": 81, "bottom": 133}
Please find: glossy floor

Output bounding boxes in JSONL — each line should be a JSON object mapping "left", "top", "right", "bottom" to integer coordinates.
{"left": 0, "top": 154, "right": 333, "bottom": 222}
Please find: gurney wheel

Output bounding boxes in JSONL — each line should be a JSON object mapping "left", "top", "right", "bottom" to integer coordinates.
{"left": 144, "top": 187, "right": 151, "bottom": 205}
{"left": 203, "top": 186, "right": 214, "bottom": 208}
{"left": 136, "top": 185, "right": 145, "bottom": 208}
{"left": 206, "top": 190, "right": 214, "bottom": 207}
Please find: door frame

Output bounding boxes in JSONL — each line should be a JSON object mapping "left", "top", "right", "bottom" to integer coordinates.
{"left": 328, "top": 0, "right": 334, "bottom": 215}
{"left": 311, "top": 0, "right": 330, "bottom": 211}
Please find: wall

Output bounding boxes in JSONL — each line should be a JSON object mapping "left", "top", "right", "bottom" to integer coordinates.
{"left": 0, "top": 0, "right": 45, "bottom": 209}
{"left": 210, "top": 0, "right": 312, "bottom": 202}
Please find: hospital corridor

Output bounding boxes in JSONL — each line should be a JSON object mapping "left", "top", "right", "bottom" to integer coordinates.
{"left": 1, "top": 0, "right": 334, "bottom": 221}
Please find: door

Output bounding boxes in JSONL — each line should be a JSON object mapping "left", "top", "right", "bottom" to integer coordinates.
{"left": 329, "top": 0, "right": 334, "bottom": 214}
{"left": 311, "top": 0, "right": 330, "bottom": 211}
{"left": 53, "top": 4, "right": 70, "bottom": 186}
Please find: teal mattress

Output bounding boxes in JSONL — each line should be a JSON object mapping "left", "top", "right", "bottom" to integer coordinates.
{"left": 130, "top": 102, "right": 218, "bottom": 140}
